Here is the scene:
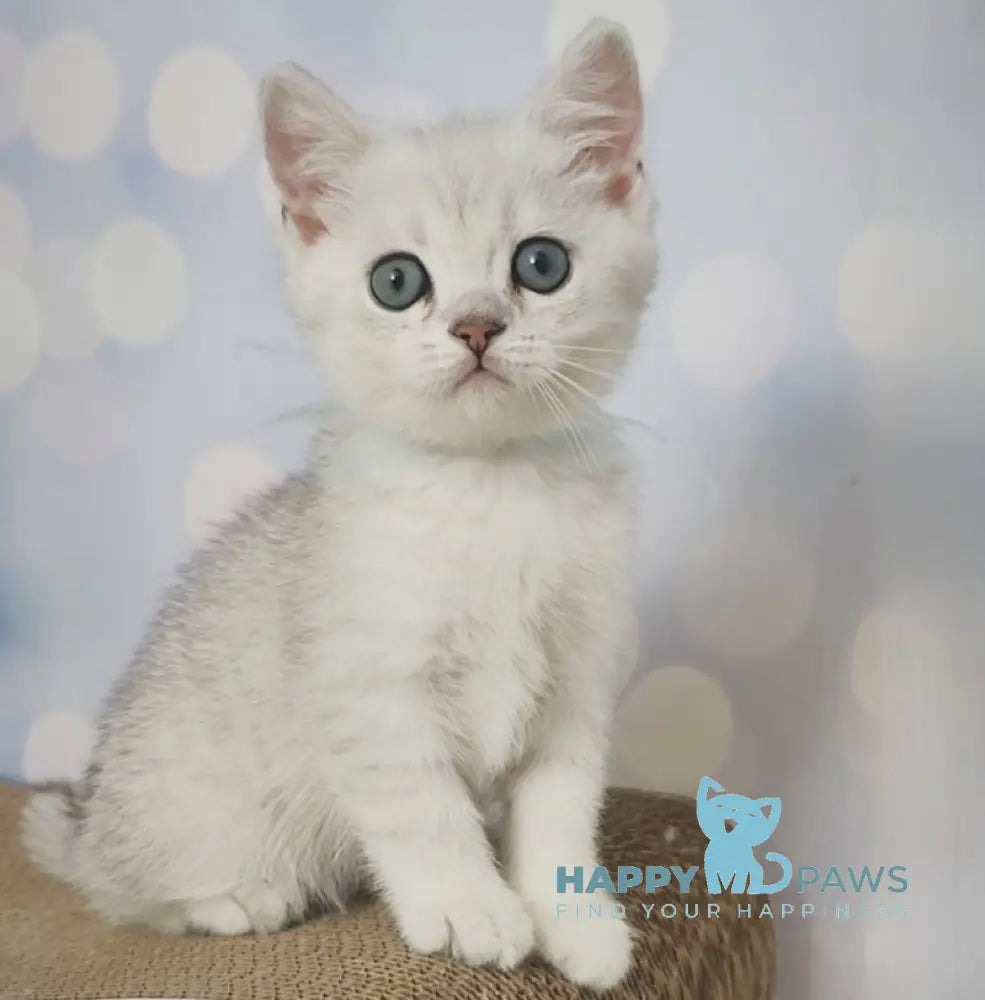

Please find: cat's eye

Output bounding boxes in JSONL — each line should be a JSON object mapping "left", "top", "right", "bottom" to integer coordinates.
{"left": 369, "top": 253, "right": 431, "bottom": 311}
{"left": 511, "top": 237, "right": 570, "bottom": 295}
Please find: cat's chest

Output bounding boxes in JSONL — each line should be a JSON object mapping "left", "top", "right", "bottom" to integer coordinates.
{"left": 326, "top": 443, "right": 626, "bottom": 775}
{"left": 335, "top": 452, "right": 614, "bottom": 618}
{"left": 431, "top": 611, "right": 550, "bottom": 782}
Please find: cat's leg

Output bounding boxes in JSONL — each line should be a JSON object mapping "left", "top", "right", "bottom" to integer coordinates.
{"left": 179, "top": 881, "right": 292, "bottom": 935}
{"left": 331, "top": 681, "right": 534, "bottom": 970}
{"left": 506, "top": 699, "right": 633, "bottom": 990}
{"left": 124, "top": 880, "right": 292, "bottom": 936}
{"left": 45, "top": 737, "right": 304, "bottom": 937}
{"left": 82, "top": 859, "right": 298, "bottom": 936}
{"left": 56, "top": 845, "right": 297, "bottom": 936}
{"left": 504, "top": 601, "right": 637, "bottom": 991}
{"left": 184, "top": 895, "right": 254, "bottom": 935}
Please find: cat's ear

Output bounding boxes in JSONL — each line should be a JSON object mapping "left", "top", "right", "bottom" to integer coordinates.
{"left": 260, "top": 63, "right": 368, "bottom": 244}
{"left": 533, "top": 18, "right": 644, "bottom": 204}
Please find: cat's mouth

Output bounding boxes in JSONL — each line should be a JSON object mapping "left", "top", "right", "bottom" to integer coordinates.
{"left": 452, "top": 364, "right": 511, "bottom": 392}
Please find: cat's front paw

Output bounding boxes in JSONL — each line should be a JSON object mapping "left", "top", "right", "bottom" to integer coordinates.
{"left": 535, "top": 897, "right": 634, "bottom": 992}
{"left": 393, "top": 880, "right": 534, "bottom": 970}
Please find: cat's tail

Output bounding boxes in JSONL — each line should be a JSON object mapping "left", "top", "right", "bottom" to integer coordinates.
{"left": 762, "top": 851, "right": 794, "bottom": 893}
{"left": 21, "top": 780, "right": 87, "bottom": 882}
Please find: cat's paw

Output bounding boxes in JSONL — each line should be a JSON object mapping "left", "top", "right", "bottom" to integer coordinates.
{"left": 535, "top": 900, "right": 634, "bottom": 992}
{"left": 183, "top": 884, "right": 291, "bottom": 936}
{"left": 393, "top": 880, "right": 534, "bottom": 970}
{"left": 185, "top": 895, "right": 254, "bottom": 935}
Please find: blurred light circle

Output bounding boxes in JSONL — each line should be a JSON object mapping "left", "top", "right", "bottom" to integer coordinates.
{"left": 0, "top": 181, "right": 30, "bottom": 274}
{"left": 22, "top": 30, "right": 120, "bottom": 161}
{"left": 849, "top": 598, "right": 952, "bottom": 722}
{"left": 185, "top": 443, "right": 279, "bottom": 540}
{"left": 33, "top": 237, "right": 102, "bottom": 360}
{"left": 22, "top": 712, "right": 95, "bottom": 782}
{"left": 611, "top": 665, "right": 734, "bottom": 794}
{"left": 838, "top": 223, "right": 985, "bottom": 367}
{"left": 148, "top": 46, "right": 255, "bottom": 175}
{"left": 88, "top": 218, "right": 187, "bottom": 346}
{"left": 0, "top": 270, "right": 42, "bottom": 393}
{"left": 547, "top": 0, "right": 671, "bottom": 89}
{"left": 671, "top": 253, "right": 795, "bottom": 391}
{"left": 0, "top": 30, "right": 27, "bottom": 146}
{"left": 678, "top": 523, "right": 815, "bottom": 658}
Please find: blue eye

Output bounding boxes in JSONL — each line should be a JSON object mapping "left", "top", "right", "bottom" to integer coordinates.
{"left": 369, "top": 253, "right": 430, "bottom": 310}
{"left": 511, "top": 237, "right": 570, "bottom": 294}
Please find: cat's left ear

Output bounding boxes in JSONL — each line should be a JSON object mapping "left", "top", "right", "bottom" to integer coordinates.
{"left": 532, "top": 18, "right": 644, "bottom": 205}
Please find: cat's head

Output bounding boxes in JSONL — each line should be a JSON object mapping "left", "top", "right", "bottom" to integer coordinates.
{"left": 697, "top": 786, "right": 783, "bottom": 847}
{"left": 260, "top": 19, "right": 657, "bottom": 451}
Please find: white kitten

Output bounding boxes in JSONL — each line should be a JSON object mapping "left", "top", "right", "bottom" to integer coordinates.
{"left": 22, "top": 19, "right": 657, "bottom": 991}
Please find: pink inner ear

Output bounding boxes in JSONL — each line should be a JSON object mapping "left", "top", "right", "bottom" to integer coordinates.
{"left": 290, "top": 210, "right": 327, "bottom": 244}
{"left": 265, "top": 119, "right": 328, "bottom": 244}
{"left": 262, "top": 63, "right": 371, "bottom": 245}
{"left": 546, "top": 29, "right": 644, "bottom": 203}
{"left": 605, "top": 171, "right": 633, "bottom": 205}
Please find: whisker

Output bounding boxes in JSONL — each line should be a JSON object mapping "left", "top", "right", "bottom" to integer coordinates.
{"left": 546, "top": 373, "right": 607, "bottom": 432}
{"left": 557, "top": 357, "right": 620, "bottom": 382}
{"left": 541, "top": 380, "right": 598, "bottom": 472}
{"left": 234, "top": 340, "right": 304, "bottom": 358}
{"left": 544, "top": 373, "right": 614, "bottom": 459}
{"left": 546, "top": 382, "right": 607, "bottom": 427}
{"left": 551, "top": 344, "right": 634, "bottom": 355}
{"left": 533, "top": 383, "right": 588, "bottom": 470}
{"left": 531, "top": 383, "right": 576, "bottom": 465}
{"left": 528, "top": 384, "right": 568, "bottom": 460}
{"left": 247, "top": 402, "right": 326, "bottom": 432}
{"left": 548, "top": 368, "right": 603, "bottom": 406}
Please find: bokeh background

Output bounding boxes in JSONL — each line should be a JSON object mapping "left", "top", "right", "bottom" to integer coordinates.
{"left": 1, "top": 1, "right": 982, "bottom": 997}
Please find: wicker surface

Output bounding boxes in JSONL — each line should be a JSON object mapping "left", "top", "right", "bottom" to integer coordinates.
{"left": 0, "top": 782, "right": 774, "bottom": 999}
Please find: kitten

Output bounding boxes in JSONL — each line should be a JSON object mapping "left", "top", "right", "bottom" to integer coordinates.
{"left": 22, "top": 18, "right": 657, "bottom": 991}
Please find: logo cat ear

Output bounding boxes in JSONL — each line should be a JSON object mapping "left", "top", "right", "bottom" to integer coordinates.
{"left": 755, "top": 797, "right": 782, "bottom": 824}
{"left": 698, "top": 776, "right": 725, "bottom": 799}
{"left": 532, "top": 18, "right": 644, "bottom": 205}
{"left": 260, "top": 63, "right": 369, "bottom": 244}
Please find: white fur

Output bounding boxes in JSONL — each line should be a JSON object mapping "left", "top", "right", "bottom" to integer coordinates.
{"left": 22, "top": 18, "right": 657, "bottom": 992}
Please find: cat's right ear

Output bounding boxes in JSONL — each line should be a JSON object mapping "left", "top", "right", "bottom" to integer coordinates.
{"left": 260, "top": 63, "right": 368, "bottom": 244}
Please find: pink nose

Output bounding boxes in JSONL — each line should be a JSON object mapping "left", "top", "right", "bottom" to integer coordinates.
{"left": 450, "top": 317, "right": 505, "bottom": 358}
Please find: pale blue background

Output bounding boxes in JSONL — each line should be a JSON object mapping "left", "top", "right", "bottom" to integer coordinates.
{"left": 1, "top": 2, "right": 982, "bottom": 998}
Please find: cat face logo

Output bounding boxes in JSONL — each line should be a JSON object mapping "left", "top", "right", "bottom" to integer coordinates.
{"left": 696, "top": 776, "right": 793, "bottom": 895}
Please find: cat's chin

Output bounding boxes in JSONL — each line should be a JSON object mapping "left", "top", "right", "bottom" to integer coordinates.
{"left": 378, "top": 407, "right": 558, "bottom": 456}
{"left": 451, "top": 368, "right": 512, "bottom": 393}
{"left": 337, "top": 372, "right": 585, "bottom": 454}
